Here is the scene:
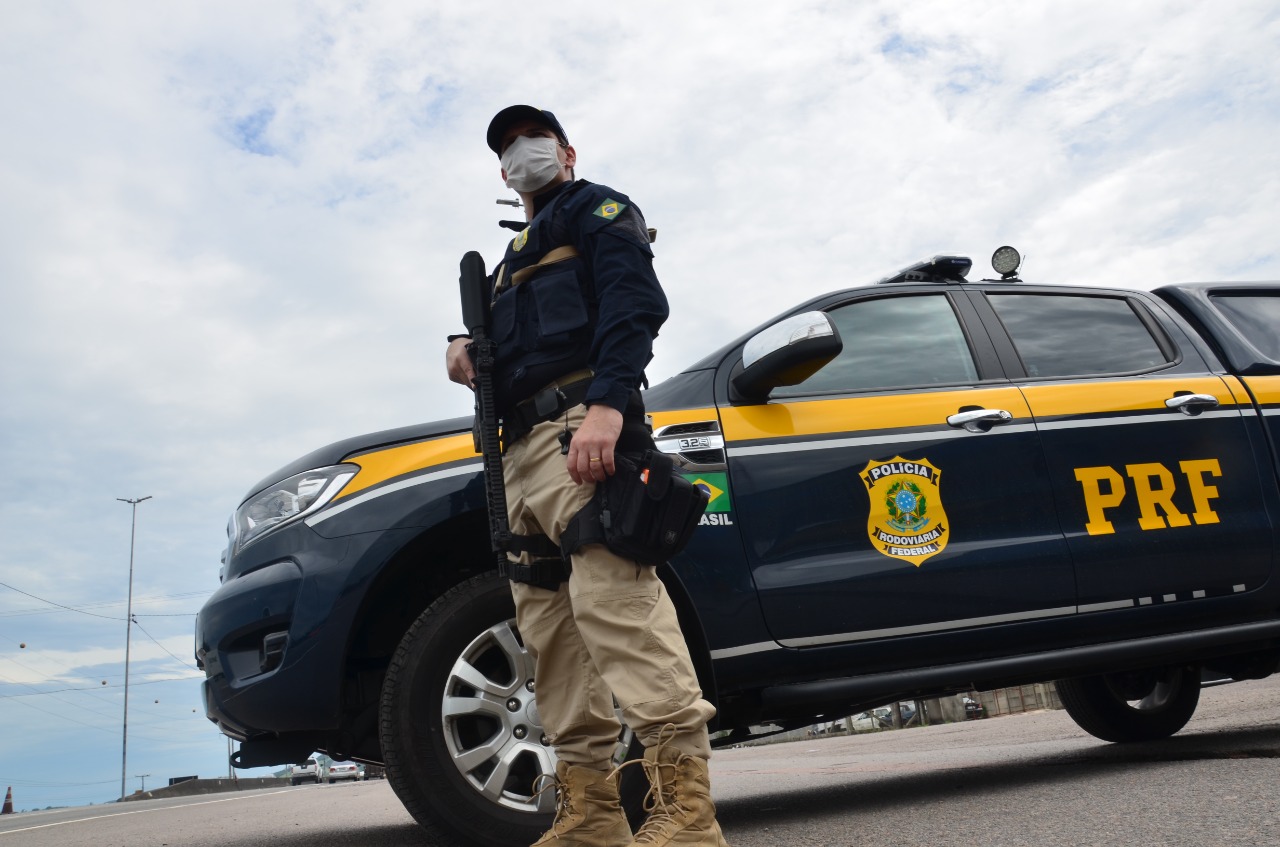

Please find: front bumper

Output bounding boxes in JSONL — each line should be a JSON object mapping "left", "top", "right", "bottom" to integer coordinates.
{"left": 195, "top": 522, "right": 395, "bottom": 741}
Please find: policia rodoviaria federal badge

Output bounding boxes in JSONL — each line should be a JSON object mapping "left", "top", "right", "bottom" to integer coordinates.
{"left": 861, "top": 456, "right": 949, "bottom": 567}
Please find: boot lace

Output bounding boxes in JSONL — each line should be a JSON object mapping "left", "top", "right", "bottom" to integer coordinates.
{"left": 609, "top": 725, "right": 689, "bottom": 845}
{"left": 632, "top": 758, "right": 689, "bottom": 843}
{"left": 532, "top": 771, "right": 575, "bottom": 838}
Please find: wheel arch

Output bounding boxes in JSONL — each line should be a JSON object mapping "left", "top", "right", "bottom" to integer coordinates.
{"left": 334, "top": 509, "right": 494, "bottom": 761}
{"left": 655, "top": 562, "right": 720, "bottom": 723}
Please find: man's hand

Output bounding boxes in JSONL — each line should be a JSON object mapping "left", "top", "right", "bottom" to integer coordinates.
{"left": 567, "top": 404, "right": 624, "bottom": 484}
{"left": 446, "top": 337, "right": 476, "bottom": 388}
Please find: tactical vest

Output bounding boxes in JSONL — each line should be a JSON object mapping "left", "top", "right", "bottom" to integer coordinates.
{"left": 488, "top": 181, "right": 598, "bottom": 412}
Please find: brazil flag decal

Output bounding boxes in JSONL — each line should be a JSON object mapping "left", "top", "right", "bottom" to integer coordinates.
{"left": 685, "top": 472, "right": 733, "bottom": 527}
{"left": 860, "top": 456, "right": 948, "bottom": 566}
{"left": 593, "top": 199, "right": 627, "bottom": 220}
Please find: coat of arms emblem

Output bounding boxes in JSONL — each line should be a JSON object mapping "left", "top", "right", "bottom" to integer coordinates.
{"left": 860, "top": 456, "right": 949, "bottom": 567}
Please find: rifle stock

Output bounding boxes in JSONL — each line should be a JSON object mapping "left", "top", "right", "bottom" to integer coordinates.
{"left": 458, "top": 251, "right": 511, "bottom": 566}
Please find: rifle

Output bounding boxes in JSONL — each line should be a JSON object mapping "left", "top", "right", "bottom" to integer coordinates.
{"left": 458, "top": 251, "right": 511, "bottom": 570}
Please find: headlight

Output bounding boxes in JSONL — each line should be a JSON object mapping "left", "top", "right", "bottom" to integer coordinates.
{"left": 233, "top": 464, "right": 358, "bottom": 552}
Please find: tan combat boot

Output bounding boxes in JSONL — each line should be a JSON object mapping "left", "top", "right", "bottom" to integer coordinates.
{"left": 532, "top": 760, "right": 633, "bottom": 847}
{"left": 629, "top": 743, "right": 730, "bottom": 846}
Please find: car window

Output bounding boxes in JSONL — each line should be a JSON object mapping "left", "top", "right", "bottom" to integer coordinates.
{"left": 773, "top": 294, "right": 979, "bottom": 396}
{"left": 987, "top": 293, "right": 1170, "bottom": 378}
{"left": 1210, "top": 293, "right": 1280, "bottom": 360}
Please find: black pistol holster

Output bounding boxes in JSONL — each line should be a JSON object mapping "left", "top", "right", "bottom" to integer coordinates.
{"left": 560, "top": 450, "right": 709, "bottom": 566}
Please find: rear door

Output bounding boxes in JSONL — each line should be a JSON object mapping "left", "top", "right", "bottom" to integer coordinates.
{"left": 971, "top": 286, "right": 1275, "bottom": 613}
{"left": 721, "top": 287, "right": 1077, "bottom": 648}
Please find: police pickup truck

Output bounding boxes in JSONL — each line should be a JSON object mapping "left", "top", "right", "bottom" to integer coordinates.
{"left": 196, "top": 249, "right": 1280, "bottom": 847}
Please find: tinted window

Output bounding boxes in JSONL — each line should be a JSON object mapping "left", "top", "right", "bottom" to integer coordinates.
{"left": 988, "top": 294, "right": 1168, "bottom": 378}
{"left": 1211, "top": 294, "right": 1280, "bottom": 360}
{"left": 775, "top": 294, "right": 978, "bottom": 396}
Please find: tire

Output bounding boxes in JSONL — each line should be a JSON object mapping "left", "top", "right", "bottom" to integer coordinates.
{"left": 1056, "top": 664, "right": 1201, "bottom": 742}
{"left": 380, "top": 572, "right": 639, "bottom": 847}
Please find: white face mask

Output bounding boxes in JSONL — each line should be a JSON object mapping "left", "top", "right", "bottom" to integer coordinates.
{"left": 500, "top": 135, "right": 564, "bottom": 194}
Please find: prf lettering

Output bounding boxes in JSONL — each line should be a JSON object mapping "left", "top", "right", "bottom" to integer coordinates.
{"left": 1073, "top": 459, "right": 1222, "bottom": 536}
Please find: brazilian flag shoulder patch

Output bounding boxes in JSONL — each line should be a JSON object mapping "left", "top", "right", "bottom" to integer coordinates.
{"left": 592, "top": 199, "right": 627, "bottom": 220}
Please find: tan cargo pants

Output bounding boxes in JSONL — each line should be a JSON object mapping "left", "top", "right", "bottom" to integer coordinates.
{"left": 504, "top": 401, "right": 716, "bottom": 770}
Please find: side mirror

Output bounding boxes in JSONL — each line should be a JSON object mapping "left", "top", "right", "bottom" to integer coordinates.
{"left": 731, "top": 311, "right": 843, "bottom": 402}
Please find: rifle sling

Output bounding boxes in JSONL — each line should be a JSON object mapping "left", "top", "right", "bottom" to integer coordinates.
{"left": 507, "top": 245, "right": 581, "bottom": 289}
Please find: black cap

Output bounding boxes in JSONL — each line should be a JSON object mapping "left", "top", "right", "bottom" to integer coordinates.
{"left": 486, "top": 105, "right": 569, "bottom": 155}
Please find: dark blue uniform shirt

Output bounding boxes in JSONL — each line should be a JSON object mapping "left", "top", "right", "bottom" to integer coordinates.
{"left": 488, "top": 179, "right": 669, "bottom": 415}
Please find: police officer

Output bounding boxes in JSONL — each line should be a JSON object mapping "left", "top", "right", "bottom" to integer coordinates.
{"left": 446, "top": 106, "right": 730, "bottom": 847}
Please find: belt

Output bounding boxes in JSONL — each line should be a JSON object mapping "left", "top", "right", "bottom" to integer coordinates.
{"left": 502, "top": 369, "right": 594, "bottom": 449}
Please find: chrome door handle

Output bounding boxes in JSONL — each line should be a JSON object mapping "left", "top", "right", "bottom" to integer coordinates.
{"left": 946, "top": 408, "right": 1013, "bottom": 433}
{"left": 1165, "top": 393, "right": 1219, "bottom": 416}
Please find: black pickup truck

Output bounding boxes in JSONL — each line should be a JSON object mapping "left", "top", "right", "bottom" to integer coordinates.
{"left": 196, "top": 250, "right": 1280, "bottom": 846}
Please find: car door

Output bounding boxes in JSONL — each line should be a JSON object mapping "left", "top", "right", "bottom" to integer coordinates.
{"left": 720, "top": 287, "right": 1077, "bottom": 648}
{"left": 1196, "top": 288, "right": 1280, "bottom": 482}
{"left": 971, "top": 286, "right": 1276, "bottom": 613}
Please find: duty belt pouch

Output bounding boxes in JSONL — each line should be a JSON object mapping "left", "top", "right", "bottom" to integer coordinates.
{"left": 564, "top": 450, "right": 709, "bottom": 566}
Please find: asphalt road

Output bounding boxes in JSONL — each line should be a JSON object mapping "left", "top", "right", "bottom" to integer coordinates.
{"left": 4, "top": 676, "right": 1278, "bottom": 847}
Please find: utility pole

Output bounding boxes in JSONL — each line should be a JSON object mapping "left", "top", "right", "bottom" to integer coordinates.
{"left": 117, "top": 495, "right": 152, "bottom": 801}
{"left": 136, "top": 774, "right": 151, "bottom": 793}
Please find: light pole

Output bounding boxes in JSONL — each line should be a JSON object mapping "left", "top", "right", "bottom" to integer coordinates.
{"left": 117, "top": 495, "right": 151, "bottom": 801}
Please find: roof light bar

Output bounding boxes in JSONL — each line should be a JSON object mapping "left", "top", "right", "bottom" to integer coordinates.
{"left": 878, "top": 255, "right": 973, "bottom": 285}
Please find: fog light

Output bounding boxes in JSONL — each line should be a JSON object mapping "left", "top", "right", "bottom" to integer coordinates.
{"left": 259, "top": 631, "right": 289, "bottom": 673}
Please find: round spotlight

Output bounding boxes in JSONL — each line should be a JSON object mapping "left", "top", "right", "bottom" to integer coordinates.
{"left": 992, "top": 245, "right": 1021, "bottom": 278}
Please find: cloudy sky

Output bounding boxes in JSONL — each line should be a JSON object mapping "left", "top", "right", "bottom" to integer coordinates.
{"left": 1, "top": 0, "right": 1277, "bottom": 812}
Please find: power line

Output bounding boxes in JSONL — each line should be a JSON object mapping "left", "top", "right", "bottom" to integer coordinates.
{"left": 0, "top": 580, "right": 122, "bottom": 621}
{"left": 0, "top": 680, "right": 206, "bottom": 742}
{"left": 0, "top": 650, "right": 135, "bottom": 710}
{"left": 0, "top": 612, "right": 204, "bottom": 621}
{"left": 131, "top": 620, "right": 199, "bottom": 672}
{"left": 0, "top": 777, "right": 118, "bottom": 787}
{"left": 0, "top": 675, "right": 202, "bottom": 699}
{"left": 0, "top": 667, "right": 143, "bottom": 724}
{"left": 9, "top": 589, "right": 208, "bottom": 608}
{"left": 0, "top": 633, "right": 132, "bottom": 690}
{"left": 0, "top": 588, "right": 207, "bottom": 621}
{"left": 0, "top": 589, "right": 207, "bottom": 619}
{"left": 1, "top": 680, "right": 141, "bottom": 735}
{"left": 0, "top": 629, "right": 199, "bottom": 683}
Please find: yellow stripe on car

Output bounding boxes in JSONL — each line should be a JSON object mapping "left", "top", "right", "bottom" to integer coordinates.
{"left": 719, "top": 387, "right": 1026, "bottom": 442}
{"left": 1019, "top": 376, "right": 1235, "bottom": 418}
{"left": 337, "top": 433, "right": 478, "bottom": 500}
{"left": 1241, "top": 374, "right": 1280, "bottom": 405}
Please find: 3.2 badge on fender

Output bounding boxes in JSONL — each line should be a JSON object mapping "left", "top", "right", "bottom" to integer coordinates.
{"left": 861, "top": 456, "right": 949, "bottom": 567}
